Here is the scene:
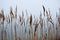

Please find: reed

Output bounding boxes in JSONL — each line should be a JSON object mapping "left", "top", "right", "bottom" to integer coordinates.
{"left": 33, "top": 19, "right": 38, "bottom": 40}
{"left": 14, "top": 22, "right": 17, "bottom": 40}
{"left": 42, "top": 5, "right": 45, "bottom": 16}
{"left": 15, "top": 5, "right": 17, "bottom": 18}
{"left": 30, "top": 14, "right": 32, "bottom": 27}
{"left": 58, "top": 15, "right": 60, "bottom": 25}
{"left": 0, "top": 5, "right": 60, "bottom": 40}
{"left": 39, "top": 12, "right": 43, "bottom": 28}
{"left": 10, "top": 7, "right": 14, "bottom": 40}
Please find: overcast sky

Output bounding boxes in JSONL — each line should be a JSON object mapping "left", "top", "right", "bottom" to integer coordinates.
{"left": 0, "top": 0, "right": 60, "bottom": 19}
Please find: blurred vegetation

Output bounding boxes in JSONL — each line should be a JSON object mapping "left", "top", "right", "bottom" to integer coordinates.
{"left": 0, "top": 5, "right": 60, "bottom": 40}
